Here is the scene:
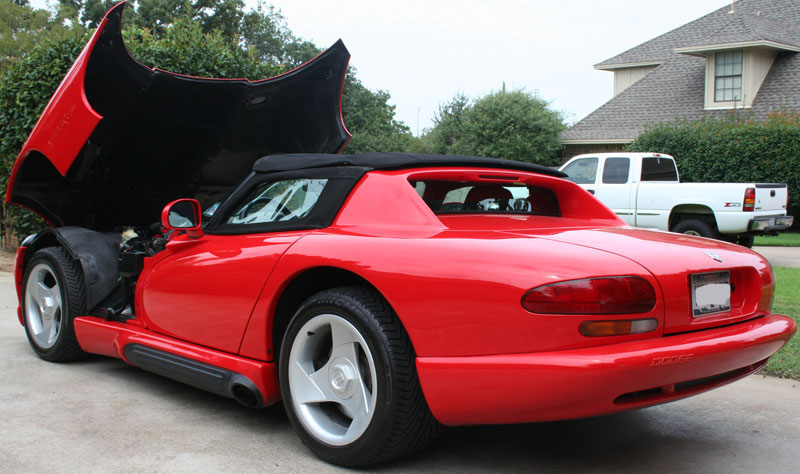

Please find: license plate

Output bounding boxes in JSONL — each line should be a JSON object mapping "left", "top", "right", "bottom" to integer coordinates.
{"left": 691, "top": 271, "right": 731, "bottom": 317}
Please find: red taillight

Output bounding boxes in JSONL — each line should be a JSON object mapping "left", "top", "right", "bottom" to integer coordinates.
{"left": 522, "top": 276, "right": 656, "bottom": 314}
{"left": 743, "top": 187, "right": 755, "bottom": 212}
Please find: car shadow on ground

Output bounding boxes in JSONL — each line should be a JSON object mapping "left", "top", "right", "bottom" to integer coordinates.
{"left": 382, "top": 410, "right": 723, "bottom": 473}
{"left": 70, "top": 355, "right": 727, "bottom": 473}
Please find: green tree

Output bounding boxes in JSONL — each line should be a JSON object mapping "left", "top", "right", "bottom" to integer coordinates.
{"left": 239, "top": 1, "right": 319, "bottom": 68}
{"left": 341, "top": 71, "right": 415, "bottom": 153}
{"left": 80, "top": 0, "right": 119, "bottom": 27}
{"left": 133, "top": 0, "right": 244, "bottom": 37}
{"left": 421, "top": 93, "right": 469, "bottom": 155}
{"left": 123, "top": 16, "right": 278, "bottom": 78}
{"left": 0, "top": 0, "right": 71, "bottom": 73}
{"left": 423, "top": 90, "right": 565, "bottom": 165}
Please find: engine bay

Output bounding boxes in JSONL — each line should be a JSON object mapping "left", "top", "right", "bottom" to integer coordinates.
{"left": 109, "top": 224, "right": 168, "bottom": 319}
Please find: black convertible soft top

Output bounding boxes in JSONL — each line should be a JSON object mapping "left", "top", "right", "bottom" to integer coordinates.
{"left": 253, "top": 152, "right": 567, "bottom": 177}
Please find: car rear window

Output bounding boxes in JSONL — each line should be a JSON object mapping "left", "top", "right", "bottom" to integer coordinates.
{"left": 641, "top": 157, "right": 678, "bottom": 181}
{"left": 409, "top": 180, "right": 560, "bottom": 217}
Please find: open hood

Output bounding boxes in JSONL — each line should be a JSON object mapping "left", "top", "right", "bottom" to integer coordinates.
{"left": 6, "top": 2, "right": 351, "bottom": 231}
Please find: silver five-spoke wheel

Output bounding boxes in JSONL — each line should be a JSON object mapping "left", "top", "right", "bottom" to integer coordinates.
{"left": 279, "top": 286, "right": 440, "bottom": 467}
{"left": 24, "top": 262, "right": 64, "bottom": 349}
{"left": 21, "top": 247, "right": 87, "bottom": 362}
{"left": 287, "top": 313, "right": 377, "bottom": 446}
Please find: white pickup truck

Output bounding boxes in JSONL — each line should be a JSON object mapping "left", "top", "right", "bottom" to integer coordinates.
{"left": 559, "top": 152, "right": 794, "bottom": 247}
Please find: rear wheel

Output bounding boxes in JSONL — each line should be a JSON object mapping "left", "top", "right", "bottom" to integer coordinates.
{"left": 279, "top": 286, "right": 440, "bottom": 467}
{"left": 736, "top": 235, "right": 755, "bottom": 248}
{"left": 671, "top": 218, "right": 721, "bottom": 240}
{"left": 22, "top": 247, "right": 87, "bottom": 362}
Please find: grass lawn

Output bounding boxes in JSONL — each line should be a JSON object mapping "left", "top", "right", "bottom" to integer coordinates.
{"left": 763, "top": 266, "right": 800, "bottom": 379}
{"left": 754, "top": 232, "right": 800, "bottom": 247}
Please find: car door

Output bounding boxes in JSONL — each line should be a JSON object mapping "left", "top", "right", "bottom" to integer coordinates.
{"left": 138, "top": 177, "right": 337, "bottom": 354}
{"left": 594, "top": 157, "right": 634, "bottom": 224}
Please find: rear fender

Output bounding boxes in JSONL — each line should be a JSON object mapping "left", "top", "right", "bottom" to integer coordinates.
{"left": 669, "top": 204, "right": 716, "bottom": 229}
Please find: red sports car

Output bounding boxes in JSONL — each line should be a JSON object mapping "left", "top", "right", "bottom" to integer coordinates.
{"left": 6, "top": 2, "right": 796, "bottom": 467}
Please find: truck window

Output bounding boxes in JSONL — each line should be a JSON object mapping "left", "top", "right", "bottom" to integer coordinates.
{"left": 641, "top": 157, "right": 678, "bottom": 181}
{"left": 562, "top": 158, "right": 598, "bottom": 184}
{"left": 602, "top": 157, "right": 630, "bottom": 184}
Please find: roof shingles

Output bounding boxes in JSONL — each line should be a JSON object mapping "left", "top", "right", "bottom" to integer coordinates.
{"left": 566, "top": 0, "right": 800, "bottom": 142}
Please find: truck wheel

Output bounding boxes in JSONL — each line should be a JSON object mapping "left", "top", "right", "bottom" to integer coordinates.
{"left": 279, "top": 286, "right": 440, "bottom": 467}
{"left": 671, "top": 219, "right": 721, "bottom": 240}
{"left": 22, "top": 247, "right": 88, "bottom": 362}
{"left": 736, "top": 235, "right": 755, "bottom": 248}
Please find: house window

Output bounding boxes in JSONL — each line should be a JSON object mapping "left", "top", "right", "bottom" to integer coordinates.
{"left": 715, "top": 51, "right": 742, "bottom": 102}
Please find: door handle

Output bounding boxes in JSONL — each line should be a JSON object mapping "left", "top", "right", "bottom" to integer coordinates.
{"left": 587, "top": 189, "right": 596, "bottom": 195}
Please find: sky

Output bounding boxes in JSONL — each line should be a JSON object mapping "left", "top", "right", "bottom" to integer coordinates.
{"left": 259, "top": 0, "right": 732, "bottom": 135}
{"left": 32, "top": 0, "right": 735, "bottom": 134}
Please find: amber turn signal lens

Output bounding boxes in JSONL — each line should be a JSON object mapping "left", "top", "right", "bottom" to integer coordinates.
{"left": 522, "top": 276, "right": 656, "bottom": 314}
{"left": 579, "top": 318, "right": 659, "bottom": 337}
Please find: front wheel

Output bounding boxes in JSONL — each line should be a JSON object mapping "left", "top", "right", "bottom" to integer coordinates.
{"left": 279, "top": 286, "right": 439, "bottom": 467}
{"left": 22, "top": 247, "right": 88, "bottom": 362}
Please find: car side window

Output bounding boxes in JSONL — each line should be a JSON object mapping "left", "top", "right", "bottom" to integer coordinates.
{"left": 226, "top": 178, "right": 329, "bottom": 225}
{"left": 562, "top": 158, "right": 599, "bottom": 184}
{"left": 641, "top": 157, "right": 678, "bottom": 181}
{"left": 602, "top": 157, "right": 630, "bottom": 184}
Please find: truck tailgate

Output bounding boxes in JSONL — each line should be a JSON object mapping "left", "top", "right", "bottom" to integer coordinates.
{"left": 754, "top": 184, "right": 789, "bottom": 212}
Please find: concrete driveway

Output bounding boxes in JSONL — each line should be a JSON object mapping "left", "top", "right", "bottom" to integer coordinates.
{"left": 753, "top": 246, "right": 800, "bottom": 268}
{"left": 1, "top": 271, "right": 799, "bottom": 473}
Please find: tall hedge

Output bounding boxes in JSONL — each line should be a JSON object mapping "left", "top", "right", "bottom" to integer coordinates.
{"left": 627, "top": 113, "right": 800, "bottom": 226}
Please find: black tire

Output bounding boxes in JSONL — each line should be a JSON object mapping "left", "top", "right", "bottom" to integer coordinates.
{"left": 278, "top": 286, "right": 440, "bottom": 467}
{"left": 736, "top": 235, "right": 755, "bottom": 248}
{"left": 671, "top": 218, "right": 721, "bottom": 240}
{"left": 21, "top": 247, "right": 88, "bottom": 362}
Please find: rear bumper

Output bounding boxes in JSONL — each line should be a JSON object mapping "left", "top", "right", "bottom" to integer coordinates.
{"left": 416, "top": 313, "right": 796, "bottom": 426}
{"left": 748, "top": 215, "right": 793, "bottom": 232}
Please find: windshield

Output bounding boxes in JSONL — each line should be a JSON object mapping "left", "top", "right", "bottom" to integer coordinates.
{"left": 226, "top": 179, "right": 329, "bottom": 225}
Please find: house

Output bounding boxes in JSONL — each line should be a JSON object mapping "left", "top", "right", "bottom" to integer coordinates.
{"left": 560, "top": 0, "right": 800, "bottom": 159}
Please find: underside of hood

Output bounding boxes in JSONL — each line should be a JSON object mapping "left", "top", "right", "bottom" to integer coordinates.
{"left": 6, "top": 2, "right": 351, "bottom": 231}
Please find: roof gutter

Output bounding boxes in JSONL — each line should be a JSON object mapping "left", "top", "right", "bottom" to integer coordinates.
{"left": 560, "top": 139, "right": 634, "bottom": 145}
{"left": 675, "top": 40, "right": 800, "bottom": 56}
{"left": 594, "top": 61, "right": 663, "bottom": 71}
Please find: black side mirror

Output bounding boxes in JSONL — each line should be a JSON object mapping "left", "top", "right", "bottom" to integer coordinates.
{"left": 161, "top": 199, "right": 203, "bottom": 238}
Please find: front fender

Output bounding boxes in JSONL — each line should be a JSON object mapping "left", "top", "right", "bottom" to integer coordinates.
{"left": 20, "top": 227, "right": 120, "bottom": 311}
